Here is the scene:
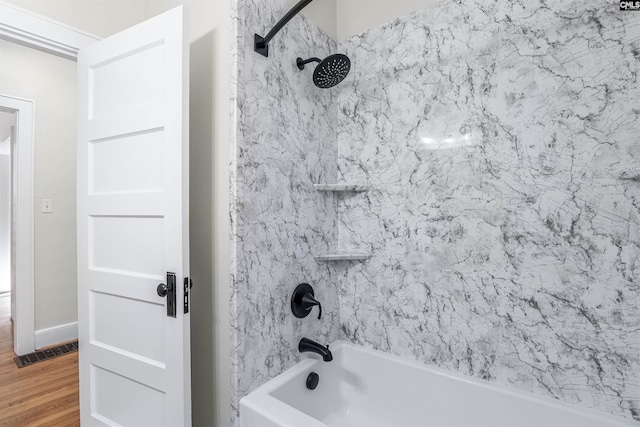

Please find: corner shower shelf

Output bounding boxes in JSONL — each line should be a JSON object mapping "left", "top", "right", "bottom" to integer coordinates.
{"left": 314, "top": 184, "right": 370, "bottom": 192}
{"left": 313, "top": 183, "right": 371, "bottom": 262}
{"left": 314, "top": 252, "right": 371, "bottom": 262}
{"left": 619, "top": 169, "right": 640, "bottom": 181}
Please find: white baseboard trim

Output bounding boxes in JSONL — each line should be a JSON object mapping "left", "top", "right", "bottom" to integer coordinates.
{"left": 34, "top": 321, "right": 78, "bottom": 349}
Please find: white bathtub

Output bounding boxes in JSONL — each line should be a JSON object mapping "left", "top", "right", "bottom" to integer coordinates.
{"left": 240, "top": 340, "right": 637, "bottom": 427}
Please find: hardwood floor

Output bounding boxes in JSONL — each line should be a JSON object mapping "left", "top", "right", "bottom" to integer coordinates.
{"left": 0, "top": 293, "right": 80, "bottom": 426}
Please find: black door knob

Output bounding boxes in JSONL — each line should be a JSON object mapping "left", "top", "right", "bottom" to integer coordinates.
{"left": 157, "top": 283, "right": 168, "bottom": 297}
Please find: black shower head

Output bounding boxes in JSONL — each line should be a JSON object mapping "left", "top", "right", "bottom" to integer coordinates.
{"left": 297, "top": 54, "right": 351, "bottom": 89}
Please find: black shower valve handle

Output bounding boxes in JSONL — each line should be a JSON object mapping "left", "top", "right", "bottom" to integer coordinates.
{"left": 301, "top": 292, "right": 322, "bottom": 319}
{"left": 291, "top": 283, "right": 323, "bottom": 320}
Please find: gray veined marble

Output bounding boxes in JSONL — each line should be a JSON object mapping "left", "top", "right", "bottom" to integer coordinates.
{"left": 229, "top": 0, "right": 340, "bottom": 425}
{"left": 619, "top": 168, "right": 640, "bottom": 181}
{"left": 314, "top": 183, "right": 371, "bottom": 192}
{"left": 231, "top": 0, "right": 640, "bottom": 424}
{"left": 336, "top": 0, "right": 640, "bottom": 421}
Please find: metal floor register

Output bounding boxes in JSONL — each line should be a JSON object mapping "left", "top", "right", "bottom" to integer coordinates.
{"left": 13, "top": 341, "right": 78, "bottom": 368}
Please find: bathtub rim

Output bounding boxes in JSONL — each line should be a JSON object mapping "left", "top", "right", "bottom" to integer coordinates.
{"left": 239, "top": 340, "right": 638, "bottom": 427}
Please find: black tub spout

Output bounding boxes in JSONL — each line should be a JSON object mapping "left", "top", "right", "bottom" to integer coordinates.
{"left": 299, "top": 338, "right": 333, "bottom": 362}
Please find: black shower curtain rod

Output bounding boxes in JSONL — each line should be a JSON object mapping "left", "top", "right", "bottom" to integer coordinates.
{"left": 254, "top": 0, "right": 315, "bottom": 57}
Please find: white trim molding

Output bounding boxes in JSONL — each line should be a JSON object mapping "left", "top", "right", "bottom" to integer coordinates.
{"left": 0, "top": 0, "right": 100, "bottom": 60}
{"left": 35, "top": 321, "right": 78, "bottom": 349}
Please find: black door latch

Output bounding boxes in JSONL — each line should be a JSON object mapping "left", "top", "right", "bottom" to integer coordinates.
{"left": 157, "top": 272, "right": 177, "bottom": 318}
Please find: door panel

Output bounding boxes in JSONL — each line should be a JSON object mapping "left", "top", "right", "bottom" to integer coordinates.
{"left": 90, "top": 291, "right": 165, "bottom": 362}
{"left": 88, "top": 43, "right": 164, "bottom": 119}
{"left": 88, "top": 128, "right": 165, "bottom": 194}
{"left": 89, "top": 215, "right": 164, "bottom": 275}
{"left": 91, "top": 365, "right": 165, "bottom": 427}
{"left": 77, "top": 6, "right": 190, "bottom": 426}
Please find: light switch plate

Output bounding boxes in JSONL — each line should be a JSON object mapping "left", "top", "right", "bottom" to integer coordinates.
{"left": 41, "top": 199, "right": 53, "bottom": 213}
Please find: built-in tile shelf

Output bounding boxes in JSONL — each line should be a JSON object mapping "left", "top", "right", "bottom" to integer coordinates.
{"left": 314, "top": 252, "right": 371, "bottom": 262}
{"left": 314, "top": 184, "right": 370, "bottom": 192}
{"left": 619, "top": 169, "right": 640, "bottom": 181}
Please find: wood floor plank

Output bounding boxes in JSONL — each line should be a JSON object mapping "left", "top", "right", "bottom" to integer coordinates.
{"left": 29, "top": 405, "right": 80, "bottom": 427}
{"left": 0, "top": 294, "right": 79, "bottom": 426}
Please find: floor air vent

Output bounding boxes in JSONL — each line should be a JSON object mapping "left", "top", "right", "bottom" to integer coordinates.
{"left": 13, "top": 341, "right": 78, "bottom": 368}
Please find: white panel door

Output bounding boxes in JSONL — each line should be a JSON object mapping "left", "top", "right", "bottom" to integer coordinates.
{"left": 77, "top": 6, "right": 190, "bottom": 427}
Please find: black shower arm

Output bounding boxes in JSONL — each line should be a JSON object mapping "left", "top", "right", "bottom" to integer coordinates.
{"left": 296, "top": 57, "right": 321, "bottom": 70}
{"left": 254, "top": 0, "right": 315, "bottom": 57}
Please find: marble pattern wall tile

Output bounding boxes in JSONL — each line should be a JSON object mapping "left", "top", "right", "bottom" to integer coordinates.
{"left": 230, "top": 0, "right": 340, "bottom": 424}
{"left": 336, "top": 0, "right": 640, "bottom": 420}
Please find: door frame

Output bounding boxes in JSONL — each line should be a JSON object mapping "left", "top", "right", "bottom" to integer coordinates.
{"left": 0, "top": 95, "right": 34, "bottom": 355}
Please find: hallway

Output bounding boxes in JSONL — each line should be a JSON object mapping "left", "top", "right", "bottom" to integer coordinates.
{"left": 0, "top": 293, "right": 79, "bottom": 426}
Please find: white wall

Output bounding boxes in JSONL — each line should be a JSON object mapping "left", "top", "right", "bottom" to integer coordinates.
{"left": 0, "top": 110, "right": 13, "bottom": 293}
{"left": 287, "top": 1, "right": 444, "bottom": 41}
{"left": 0, "top": 40, "right": 78, "bottom": 330}
{"left": 290, "top": 0, "right": 337, "bottom": 40}
{"left": 5, "top": 0, "right": 147, "bottom": 38}
{"left": 337, "top": 0, "right": 440, "bottom": 40}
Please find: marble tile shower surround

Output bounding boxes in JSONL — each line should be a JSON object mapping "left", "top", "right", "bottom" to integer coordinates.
{"left": 229, "top": 0, "right": 340, "bottom": 424}
{"left": 335, "top": 0, "right": 640, "bottom": 421}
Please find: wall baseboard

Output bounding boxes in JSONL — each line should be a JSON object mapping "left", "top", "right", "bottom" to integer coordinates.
{"left": 34, "top": 321, "right": 77, "bottom": 349}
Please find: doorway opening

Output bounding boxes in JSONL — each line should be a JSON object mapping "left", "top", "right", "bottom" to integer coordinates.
{"left": 0, "top": 109, "right": 13, "bottom": 299}
{"left": 0, "top": 95, "right": 35, "bottom": 356}
{"left": 0, "top": 108, "right": 12, "bottom": 362}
